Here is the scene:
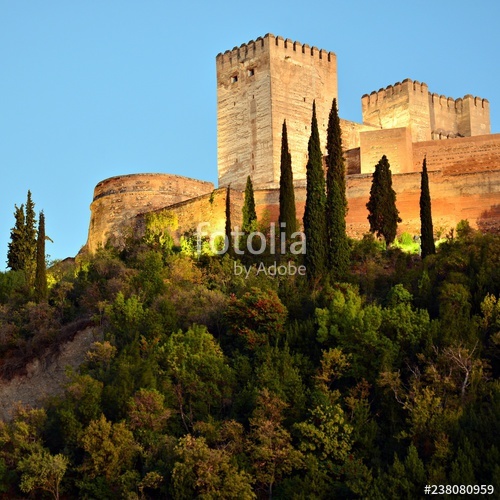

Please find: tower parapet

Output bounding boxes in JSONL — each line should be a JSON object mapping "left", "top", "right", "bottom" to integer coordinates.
{"left": 216, "top": 33, "right": 335, "bottom": 67}
{"left": 362, "top": 79, "right": 490, "bottom": 143}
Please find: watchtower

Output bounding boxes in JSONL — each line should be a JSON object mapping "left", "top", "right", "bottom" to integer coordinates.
{"left": 216, "top": 34, "right": 337, "bottom": 190}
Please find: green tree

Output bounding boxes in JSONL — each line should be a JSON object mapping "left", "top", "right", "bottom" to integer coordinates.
{"left": 143, "top": 209, "right": 177, "bottom": 256}
{"left": 225, "top": 184, "right": 233, "bottom": 257}
{"left": 161, "top": 325, "right": 234, "bottom": 430}
{"left": 79, "top": 414, "right": 139, "bottom": 493}
{"left": 295, "top": 401, "right": 355, "bottom": 494}
{"left": 420, "top": 157, "right": 436, "bottom": 258}
{"left": 172, "top": 434, "right": 255, "bottom": 499}
{"left": 279, "top": 120, "right": 297, "bottom": 242}
{"left": 6, "top": 191, "right": 37, "bottom": 284}
{"left": 303, "top": 101, "right": 327, "bottom": 280}
{"left": 325, "top": 98, "right": 350, "bottom": 278}
{"left": 6, "top": 204, "right": 25, "bottom": 271}
{"left": 372, "top": 444, "right": 426, "bottom": 499}
{"left": 24, "top": 191, "right": 37, "bottom": 277}
{"left": 34, "top": 211, "right": 48, "bottom": 302}
{"left": 242, "top": 175, "right": 257, "bottom": 233}
{"left": 17, "top": 448, "right": 68, "bottom": 500}
{"left": 248, "top": 389, "right": 303, "bottom": 498}
{"left": 225, "top": 287, "right": 287, "bottom": 349}
{"left": 366, "top": 155, "right": 401, "bottom": 245}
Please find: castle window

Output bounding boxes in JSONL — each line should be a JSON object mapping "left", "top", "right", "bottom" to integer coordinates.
{"left": 248, "top": 68, "right": 255, "bottom": 77}
{"left": 231, "top": 75, "right": 238, "bottom": 83}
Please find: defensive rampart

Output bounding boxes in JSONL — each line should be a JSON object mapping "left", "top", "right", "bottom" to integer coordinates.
{"left": 251, "top": 165, "right": 500, "bottom": 239}
{"left": 134, "top": 187, "right": 244, "bottom": 244}
{"left": 86, "top": 173, "right": 214, "bottom": 252}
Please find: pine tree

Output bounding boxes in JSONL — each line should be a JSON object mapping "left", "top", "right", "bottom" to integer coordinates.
{"left": 34, "top": 211, "right": 48, "bottom": 302}
{"left": 325, "top": 98, "right": 350, "bottom": 278}
{"left": 419, "top": 157, "right": 436, "bottom": 258}
{"left": 366, "top": 155, "right": 401, "bottom": 246}
{"left": 225, "top": 185, "right": 233, "bottom": 257}
{"left": 242, "top": 176, "right": 257, "bottom": 233}
{"left": 303, "top": 101, "right": 327, "bottom": 280}
{"left": 6, "top": 191, "right": 38, "bottom": 278}
{"left": 279, "top": 120, "right": 297, "bottom": 242}
{"left": 7, "top": 204, "right": 26, "bottom": 271}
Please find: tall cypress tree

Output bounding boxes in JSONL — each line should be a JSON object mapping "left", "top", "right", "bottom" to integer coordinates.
{"left": 34, "top": 211, "right": 48, "bottom": 302}
{"left": 225, "top": 185, "right": 233, "bottom": 257}
{"left": 419, "top": 157, "right": 436, "bottom": 258}
{"left": 366, "top": 155, "right": 401, "bottom": 246}
{"left": 242, "top": 176, "right": 257, "bottom": 233}
{"left": 303, "top": 101, "right": 327, "bottom": 280}
{"left": 7, "top": 204, "right": 26, "bottom": 271}
{"left": 7, "top": 191, "right": 38, "bottom": 278}
{"left": 24, "top": 190, "right": 38, "bottom": 285}
{"left": 325, "top": 98, "right": 350, "bottom": 278}
{"left": 279, "top": 120, "right": 297, "bottom": 242}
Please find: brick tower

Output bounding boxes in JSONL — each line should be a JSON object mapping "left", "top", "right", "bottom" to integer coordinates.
{"left": 216, "top": 34, "right": 338, "bottom": 190}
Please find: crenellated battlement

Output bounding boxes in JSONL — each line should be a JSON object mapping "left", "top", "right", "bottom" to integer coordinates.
{"left": 216, "top": 33, "right": 335, "bottom": 67}
{"left": 430, "top": 92, "right": 489, "bottom": 110}
{"left": 216, "top": 35, "right": 267, "bottom": 65}
{"left": 362, "top": 79, "right": 428, "bottom": 107}
{"left": 361, "top": 78, "right": 490, "bottom": 141}
{"left": 361, "top": 78, "right": 488, "bottom": 111}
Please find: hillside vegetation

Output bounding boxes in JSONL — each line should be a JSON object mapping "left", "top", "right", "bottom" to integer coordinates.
{"left": 0, "top": 225, "right": 499, "bottom": 499}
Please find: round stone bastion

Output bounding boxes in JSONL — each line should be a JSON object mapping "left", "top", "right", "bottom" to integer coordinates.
{"left": 86, "top": 173, "right": 214, "bottom": 253}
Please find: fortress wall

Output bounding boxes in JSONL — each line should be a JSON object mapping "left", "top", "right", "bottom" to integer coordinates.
{"left": 360, "top": 127, "right": 413, "bottom": 174}
{"left": 340, "top": 119, "right": 380, "bottom": 150}
{"left": 412, "top": 133, "right": 500, "bottom": 174}
{"left": 252, "top": 165, "right": 500, "bottom": 241}
{"left": 135, "top": 187, "right": 244, "bottom": 243}
{"left": 87, "top": 174, "right": 214, "bottom": 252}
{"left": 345, "top": 148, "right": 361, "bottom": 175}
{"left": 269, "top": 35, "right": 337, "bottom": 185}
{"left": 217, "top": 36, "right": 273, "bottom": 189}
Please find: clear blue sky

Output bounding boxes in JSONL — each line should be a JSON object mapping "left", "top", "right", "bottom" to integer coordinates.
{"left": 1, "top": 0, "right": 499, "bottom": 267}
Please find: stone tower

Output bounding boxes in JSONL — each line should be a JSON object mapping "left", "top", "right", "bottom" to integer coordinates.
{"left": 216, "top": 34, "right": 337, "bottom": 190}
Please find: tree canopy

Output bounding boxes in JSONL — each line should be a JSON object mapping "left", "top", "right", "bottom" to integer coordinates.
{"left": 366, "top": 155, "right": 401, "bottom": 245}
{"left": 303, "top": 101, "right": 327, "bottom": 280}
{"left": 325, "top": 98, "right": 350, "bottom": 277}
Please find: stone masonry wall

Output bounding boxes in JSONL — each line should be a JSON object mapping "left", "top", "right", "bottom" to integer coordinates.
{"left": 87, "top": 173, "right": 214, "bottom": 252}
{"left": 134, "top": 187, "right": 244, "bottom": 244}
{"left": 362, "top": 79, "right": 490, "bottom": 143}
{"left": 253, "top": 166, "right": 500, "bottom": 240}
{"left": 360, "top": 127, "right": 413, "bottom": 174}
{"left": 412, "top": 133, "right": 500, "bottom": 174}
